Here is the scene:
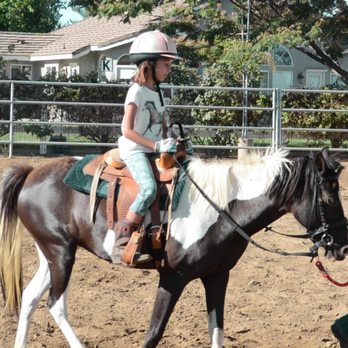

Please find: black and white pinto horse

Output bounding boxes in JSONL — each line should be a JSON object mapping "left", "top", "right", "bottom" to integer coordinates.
{"left": 0, "top": 147, "right": 347, "bottom": 348}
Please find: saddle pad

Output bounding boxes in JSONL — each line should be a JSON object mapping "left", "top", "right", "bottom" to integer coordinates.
{"left": 63, "top": 154, "right": 189, "bottom": 211}
{"left": 63, "top": 155, "right": 110, "bottom": 198}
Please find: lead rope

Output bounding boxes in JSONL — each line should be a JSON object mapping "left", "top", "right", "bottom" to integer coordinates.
{"left": 314, "top": 259, "right": 348, "bottom": 287}
{"left": 174, "top": 157, "right": 316, "bottom": 258}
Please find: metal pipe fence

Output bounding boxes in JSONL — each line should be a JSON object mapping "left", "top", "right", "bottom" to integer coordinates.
{"left": 0, "top": 80, "right": 348, "bottom": 157}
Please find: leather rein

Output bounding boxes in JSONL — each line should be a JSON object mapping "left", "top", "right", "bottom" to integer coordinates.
{"left": 175, "top": 157, "right": 347, "bottom": 259}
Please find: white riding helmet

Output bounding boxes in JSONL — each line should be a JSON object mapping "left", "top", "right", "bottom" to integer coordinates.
{"left": 129, "top": 30, "right": 182, "bottom": 65}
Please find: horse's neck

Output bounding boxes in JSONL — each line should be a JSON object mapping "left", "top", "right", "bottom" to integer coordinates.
{"left": 226, "top": 158, "right": 311, "bottom": 236}
{"left": 228, "top": 196, "right": 287, "bottom": 237}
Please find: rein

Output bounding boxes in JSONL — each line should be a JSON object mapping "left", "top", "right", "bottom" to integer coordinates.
{"left": 175, "top": 157, "right": 316, "bottom": 258}
{"left": 264, "top": 226, "right": 309, "bottom": 239}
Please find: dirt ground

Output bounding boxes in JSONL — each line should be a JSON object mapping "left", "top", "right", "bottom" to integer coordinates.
{"left": 0, "top": 155, "right": 348, "bottom": 348}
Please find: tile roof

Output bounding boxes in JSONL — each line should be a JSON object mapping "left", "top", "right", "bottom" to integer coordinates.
{"left": 0, "top": 32, "right": 60, "bottom": 60}
{"left": 0, "top": 10, "right": 160, "bottom": 61}
{"left": 32, "top": 11, "right": 160, "bottom": 59}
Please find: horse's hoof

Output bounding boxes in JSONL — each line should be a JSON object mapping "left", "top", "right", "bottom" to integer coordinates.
{"left": 110, "top": 250, "right": 123, "bottom": 264}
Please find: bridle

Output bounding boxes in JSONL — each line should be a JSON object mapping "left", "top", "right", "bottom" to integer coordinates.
{"left": 307, "top": 171, "right": 348, "bottom": 256}
{"left": 175, "top": 157, "right": 347, "bottom": 259}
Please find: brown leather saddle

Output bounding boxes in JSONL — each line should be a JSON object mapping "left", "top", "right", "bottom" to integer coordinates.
{"left": 83, "top": 148, "right": 180, "bottom": 231}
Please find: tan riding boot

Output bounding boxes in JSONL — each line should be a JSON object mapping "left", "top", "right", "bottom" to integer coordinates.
{"left": 111, "top": 220, "right": 152, "bottom": 266}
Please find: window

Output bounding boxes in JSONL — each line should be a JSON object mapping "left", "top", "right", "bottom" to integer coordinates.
{"left": 116, "top": 66, "right": 136, "bottom": 80}
{"left": 273, "top": 71, "right": 293, "bottom": 88}
{"left": 266, "top": 45, "right": 293, "bottom": 88}
{"left": 62, "top": 63, "right": 80, "bottom": 77}
{"left": 259, "top": 71, "right": 269, "bottom": 88}
{"left": 10, "top": 64, "right": 32, "bottom": 79}
{"left": 42, "top": 63, "right": 59, "bottom": 77}
{"left": 273, "top": 46, "right": 293, "bottom": 67}
{"left": 330, "top": 72, "right": 346, "bottom": 87}
{"left": 306, "top": 70, "right": 326, "bottom": 88}
{"left": 114, "top": 54, "right": 136, "bottom": 81}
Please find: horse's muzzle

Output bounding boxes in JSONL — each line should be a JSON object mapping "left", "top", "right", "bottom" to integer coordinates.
{"left": 325, "top": 244, "right": 348, "bottom": 261}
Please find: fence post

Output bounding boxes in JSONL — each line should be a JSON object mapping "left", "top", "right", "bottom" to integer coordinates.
{"left": 272, "top": 88, "right": 282, "bottom": 149}
{"left": 8, "top": 82, "right": 14, "bottom": 158}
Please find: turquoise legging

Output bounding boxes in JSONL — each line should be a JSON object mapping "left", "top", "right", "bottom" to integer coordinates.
{"left": 124, "top": 152, "right": 157, "bottom": 216}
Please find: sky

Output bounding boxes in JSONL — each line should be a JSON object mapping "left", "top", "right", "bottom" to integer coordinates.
{"left": 59, "top": 1, "right": 83, "bottom": 26}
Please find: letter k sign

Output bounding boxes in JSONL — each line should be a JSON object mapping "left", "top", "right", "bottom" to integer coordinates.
{"left": 101, "top": 58, "right": 113, "bottom": 72}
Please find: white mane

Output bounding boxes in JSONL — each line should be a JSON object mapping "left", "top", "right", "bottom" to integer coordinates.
{"left": 187, "top": 147, "right": 292, "bottom": 209}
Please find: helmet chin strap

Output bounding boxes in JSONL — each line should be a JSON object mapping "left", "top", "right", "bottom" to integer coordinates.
{"left": 156, "top": 81, "right": 164, "bottom": 107}
{"left": 150, "top": 60, "right": 164, "bottom": 107}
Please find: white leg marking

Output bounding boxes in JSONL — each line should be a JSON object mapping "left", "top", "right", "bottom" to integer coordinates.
{"left": 211, "top": 328, "right": 224, "bottom": 348}
{"left": 14, "top": 244, "right": 51, "bottom": 348}
{"left": 103, "top": 229, "right": 115, "bottom": 257}
{"left": 49, "top": 287, "right": 84, "bottom": 348}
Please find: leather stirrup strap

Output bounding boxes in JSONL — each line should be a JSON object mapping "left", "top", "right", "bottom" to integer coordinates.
{"left": 166, "top": 168, "right": 178, "bottom": 240}
{"left": 89, "top": 161, "right": 107, "bottom": 223}
{"left": 107, "top": 177, "right": 118, "bottom": 229}
{"left": 121, "top": 230, "right": 143, "bottom": 267}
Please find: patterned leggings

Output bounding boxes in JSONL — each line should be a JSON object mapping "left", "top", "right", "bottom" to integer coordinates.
{"left": 124, "top": 152, "right": 157, "bottom": 216}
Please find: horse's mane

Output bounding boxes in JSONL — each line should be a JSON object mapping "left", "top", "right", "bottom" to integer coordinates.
{"left": 266, "top": 152, "right": 328, "bottom": 208}
{"left": 187, "top": 147, "right": 292, "bottom": 209}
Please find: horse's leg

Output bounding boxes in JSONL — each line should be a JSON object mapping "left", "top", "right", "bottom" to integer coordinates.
{"left": 49, "top": 284, "right": 84, "bottom": 348}
{"left": 45, "top": 242, "right": 84, "bottom": 348}
{"left": 142, "top": 275, "right": 187, "bottom": 348}
{"left": 14, "top": 244, "right": 51, "bottom": 348}
{"left": 201, "top": 271, "right": 230, "bottom": 348}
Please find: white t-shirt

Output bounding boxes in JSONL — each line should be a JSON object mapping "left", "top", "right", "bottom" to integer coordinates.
{"left": 118, "top": 83, "right": 167, "bottom": 160}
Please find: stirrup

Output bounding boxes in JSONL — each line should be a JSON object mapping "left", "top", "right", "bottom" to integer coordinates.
{"left": 121, "top": 231, "right": 152, "bottom": 267}
{"left": 111, "top": 220, "right": 138, "bottom": 264}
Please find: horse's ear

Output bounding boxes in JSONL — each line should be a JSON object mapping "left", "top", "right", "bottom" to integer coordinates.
{"left": 321, "top": 146, "right": 330, "bottom": 160}
{"left": 314, "top": 147, "right": 329, "bottom": 173}
{"left": 315, "top": 147, "right": 343, "bottom": 174}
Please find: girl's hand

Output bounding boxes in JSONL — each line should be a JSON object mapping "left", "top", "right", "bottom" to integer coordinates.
{"left": 154, "top": 138, "right": 177, "bottom": 153}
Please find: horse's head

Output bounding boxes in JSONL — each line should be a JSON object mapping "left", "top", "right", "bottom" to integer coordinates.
{"left": 294, "top": 147, "right": 348, "bottom": 260}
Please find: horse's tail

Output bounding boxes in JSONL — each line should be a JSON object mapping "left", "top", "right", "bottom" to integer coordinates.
{"left": 0, "top": 164, "right": 33, "bottom": 315}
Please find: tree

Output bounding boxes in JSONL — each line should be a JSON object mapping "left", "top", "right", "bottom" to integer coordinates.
{"left": 0, "top": 66, "right": 58, "bottom": 139}
{"left": 70, "top": 0, "right": 348, "bottom": 84}
{"left": 70, "top": 0, "right": 240, "bottom": 66}
{"left": 282, "top": 90, "right": 348, "bottom": 148}
{"left": 0, "top": 0, "right": 64, "bottom": 32}
{"left": 39, "top": 71, "right": 127, "bottom": 146}
{"left": 232, "top": 0, "right": 348, "bottom": 84}
{"left": 190, "top": 39, "right": 268, "bottom": 153}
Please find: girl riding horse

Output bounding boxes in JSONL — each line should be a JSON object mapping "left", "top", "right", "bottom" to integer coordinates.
{"left": 114, "top": 30, "right": 182, "bottom": 266}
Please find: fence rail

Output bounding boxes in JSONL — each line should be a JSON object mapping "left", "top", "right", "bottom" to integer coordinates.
{"left": 0, "top": 80, "right": 348, "bottom": 157}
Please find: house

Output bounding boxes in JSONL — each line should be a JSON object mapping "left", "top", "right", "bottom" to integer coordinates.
{"left": 259, "top": 44, "right": 347, "bottom": 89}
{"left": 0, "top": 11, "right": 160, "bottom": 82}
{"left": 0, "top": 1, "right": 346, "bottom": 88}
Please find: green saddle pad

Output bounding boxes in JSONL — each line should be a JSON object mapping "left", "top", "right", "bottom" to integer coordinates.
{"left": 63, "top": 154, "right": 109, "bottom": 197}
{"left": 63, "top": 154, "right": 187, "bottom": 211}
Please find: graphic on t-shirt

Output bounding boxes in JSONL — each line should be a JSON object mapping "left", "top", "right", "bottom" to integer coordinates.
{"left": 143, "top": 101, "right": 163, "bottom": 136}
